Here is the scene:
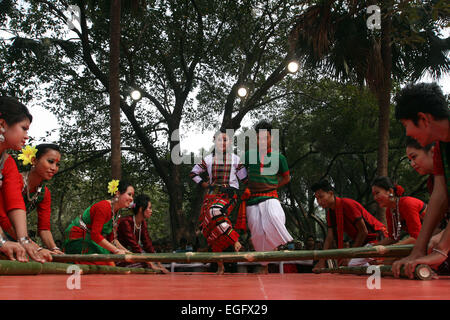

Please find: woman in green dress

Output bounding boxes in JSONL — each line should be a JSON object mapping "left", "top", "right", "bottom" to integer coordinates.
{"left": 63, "top": 180, "right": 134, "bottom": 264}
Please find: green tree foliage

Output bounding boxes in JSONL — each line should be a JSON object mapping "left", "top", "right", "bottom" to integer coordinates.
{"left": 0, "top": 0, "right": 302, "bottom": 246}
{"left": 0, "top": 1, "right": 446, "bottom": 248}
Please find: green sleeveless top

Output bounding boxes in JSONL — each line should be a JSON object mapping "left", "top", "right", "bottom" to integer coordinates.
{"left": 78, "top": 203, "right": 113, "bottom": 236}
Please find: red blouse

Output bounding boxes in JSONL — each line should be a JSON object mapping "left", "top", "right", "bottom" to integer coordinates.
{"left": 117, "top": 215, "right": 155, "bottom": 253}
{"left": 88, "top": 200, "right": 114, "bottom": 244}
{"left": 0, "top": 186, "right": 52, "bottom": 233}
{"left": 36, "top": 187, "right": 51, "bottom": 231}
{"left": 327, "top": 197, "right": 387, "bottom": 247}
{"left": 385, "top": 196, "right": 426, "bottom": 239}
{"left": 0, "top": 155, "right": 26, "bottom": 232}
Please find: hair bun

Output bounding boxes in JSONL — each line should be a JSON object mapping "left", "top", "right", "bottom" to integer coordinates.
{"left": 394, "top": 184, "right": 405, "bottom": 197}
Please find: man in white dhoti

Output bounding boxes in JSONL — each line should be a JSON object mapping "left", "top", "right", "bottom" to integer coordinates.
{"left": 236, "top": 121, "right": 293, "bottom": 274}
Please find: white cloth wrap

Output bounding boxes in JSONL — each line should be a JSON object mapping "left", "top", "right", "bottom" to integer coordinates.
{"left": 247, "top": 198, "right": 293, "bottom": 266}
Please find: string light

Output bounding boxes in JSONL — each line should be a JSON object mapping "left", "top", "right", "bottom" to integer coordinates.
{"left": 237, "top": 86, "right": 248, "bottom": 98}
{"left": 287, "top": 61, "right": 299, "bottom": 73}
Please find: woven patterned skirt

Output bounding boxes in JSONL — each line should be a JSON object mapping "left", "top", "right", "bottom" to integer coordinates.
{"left": 199, "top": 193, "right": 239, "bottom": 252}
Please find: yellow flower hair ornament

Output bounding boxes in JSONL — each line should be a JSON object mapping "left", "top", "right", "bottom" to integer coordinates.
{"left": 108, "top": 179, "right": 120, "bottom": 196}
{"left": 18, "top": 145, "right": 38, "bottom": 166}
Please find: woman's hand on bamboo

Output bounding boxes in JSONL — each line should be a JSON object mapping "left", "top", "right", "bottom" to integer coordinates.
{"left": 51, "top": 248, "right": 64, "bottom": 255}
{"left": 21, "top": 241, "right": 51, "bottom": 263}
{"left": 0, "top": 241, "right": 28, "bottom": 262}
{"left": 113, "top": 248, "right": 128, "bottom": 255}
{"left": 38, "top": 248, "right": 55, "bottom": 260}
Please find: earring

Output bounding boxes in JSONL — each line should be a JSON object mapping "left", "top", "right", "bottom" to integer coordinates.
{"left": 0, "top": 127, "right": 5, "bottom": 143}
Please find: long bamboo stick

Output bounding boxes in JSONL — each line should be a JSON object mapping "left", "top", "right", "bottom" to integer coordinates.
{"left": 51, "top": 245, "right": 414, "bottom": 264}
{"left": 0, "top": 260, "right": 159, "bottom": 275}
{"left": 316, "top": 264, "right": 434, "bottom": 280}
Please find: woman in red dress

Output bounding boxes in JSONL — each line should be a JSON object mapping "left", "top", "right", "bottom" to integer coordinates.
{"left": 372, "top": 176, "right": 427, "bottom": 245}
{"left": 0, "top": 96, "right": 50, "bottom": 262}
{"left": 0, "top": 144, "right": 63, "bottom": 255}
{"left": 63, "top": 180, "right": 134, "bottom": 265}
{"left": 117, "top": 194, "right": 169, "bottom": 273}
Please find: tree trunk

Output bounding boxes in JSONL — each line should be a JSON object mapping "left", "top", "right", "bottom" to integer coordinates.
{"left": 109, "top": 0, "right": 122, "bottom": 180}
{"left": 375, "top": 0, "right": 393, "bottom": 225}
{"left": 167, "top": 161, "right": 191, "bottom": 248}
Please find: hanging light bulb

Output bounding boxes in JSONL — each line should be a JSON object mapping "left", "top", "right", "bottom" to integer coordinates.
{"left": 287, "top": 61, "right": 300, "bottom": 73}
{"left": 130, "top": 89, "right": 142, "bottom": 101}
{"left": 237, "top": 86, "right": 248, "bottom": 98}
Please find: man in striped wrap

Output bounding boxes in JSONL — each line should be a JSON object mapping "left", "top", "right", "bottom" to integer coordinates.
{"left": 190, "top": 130, "right": 247, "bottom": 274}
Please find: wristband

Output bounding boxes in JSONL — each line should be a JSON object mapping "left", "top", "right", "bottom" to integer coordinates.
{"left": 0, "top": 234, "right": 7, "bottom": 248}
{"left": 18, "top": 236, "right": 32, "bottom": 245}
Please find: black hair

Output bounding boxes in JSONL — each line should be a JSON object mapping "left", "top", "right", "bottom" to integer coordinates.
{"left": 35, "top": 144, "right": 61, "bottom": 159}
{"left": 213, "top": 128, "right": 234, "bottom": 141}
{"left": 394, "top": 82, "right": 449, "bottom": 124}
{"left": 132, "top": 194, "right": 151, "bottom": 216}
{"left": 405, "top": 136, "right": 434, "bottom": 153}
{"left": 0, "top": 96, "right": 33, "bottom": 125}
{"left": 372, "top": 176, "right": 405, "bottom": 197}
{"left": 254, "top": 120, "right": 273, "bottom": 134}
{"left": 118, "top": 180, "right": 133, "bottom": 194}
{"left": 371, "top": 176, "right": 394, "bottom": 191}
{"left": 311, "top": 179, "right": 334, "bottom": 193}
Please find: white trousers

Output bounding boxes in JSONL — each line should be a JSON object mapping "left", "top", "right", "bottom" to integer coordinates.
{"left": 247, "top": 199, "right": 293, "bottom": 265}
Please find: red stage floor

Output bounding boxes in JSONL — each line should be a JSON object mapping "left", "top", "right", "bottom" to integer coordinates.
{"left": 0, "top": 273, "right": 449, "bottom": 300}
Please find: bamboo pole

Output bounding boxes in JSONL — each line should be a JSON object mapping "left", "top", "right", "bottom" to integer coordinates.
{"left": 51, "top": 245, "right": 414, "bottom": 264}
{"left": 316, "top": 264, "right": 434, "bottom": 280}
{"left": 0, "top": 260, "right": 159, "bottom": 275}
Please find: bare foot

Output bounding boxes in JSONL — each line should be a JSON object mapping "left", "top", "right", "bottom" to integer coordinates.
{"left": 216, "top": 262, "right": 225, "bottom": 275}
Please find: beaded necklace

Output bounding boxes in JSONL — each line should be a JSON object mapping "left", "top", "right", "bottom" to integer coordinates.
{"left": 0, "top": 151, "right": 8, "bottom": 188}
{"left": 111, "top": 200, "right": 121, "bottom": 241}
{"left": 133, "top": 215, "right": 142, "bottom": 246}
{"left": 23, "top": 171, "right": 43, "bottom": 206}
{"left": 392, "top": 197, "right": 402, "bottom": 241}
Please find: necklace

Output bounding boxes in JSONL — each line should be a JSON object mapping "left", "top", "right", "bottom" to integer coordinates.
{"left": 111, "top": 200, "right": 121, "bottom": 241}
{"left": 133, "top": 215, "right": 142, "bottom": 245}
{"left": 0, "top": 151, "right": 7, "bottom": 188}
{"left": 23, "top": 171, "right": 42, "bottom": 203}
{"left": 392, "top": 197, "right": 402, "bottom": 241}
